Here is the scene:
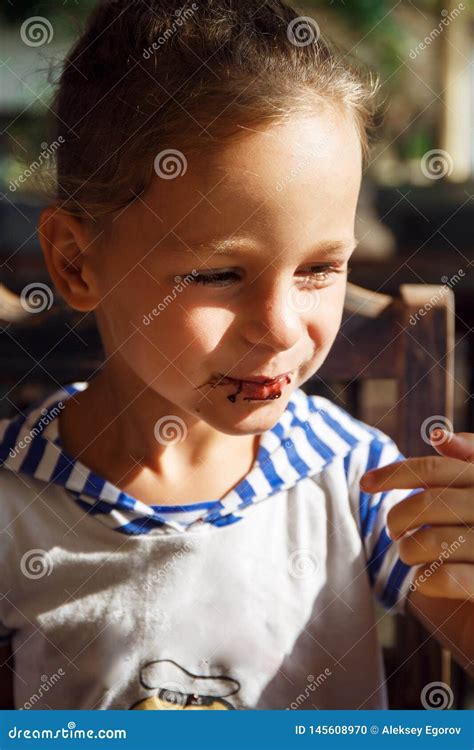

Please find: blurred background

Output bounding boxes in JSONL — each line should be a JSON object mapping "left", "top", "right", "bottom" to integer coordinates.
{"left": 0, "top": 0, "right": 473, "bottom": 428}
{"left": 0, "top": 0, "right": 473, "bottom": 711}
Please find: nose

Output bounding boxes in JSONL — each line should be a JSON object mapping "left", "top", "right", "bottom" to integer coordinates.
{"left": 240, "top": 276, "right": 304, "bottom": 352}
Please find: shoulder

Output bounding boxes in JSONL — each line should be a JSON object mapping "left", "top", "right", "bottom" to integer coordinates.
{"left": 0, "top": 465, "right": 48, "bottom": 516}
{"left": 288, "top": 388, "right": 399, "bottom": 461}
{"left": 0, "top": 391, "right": 70, "bottom": 522}
{"left": 281, "top": 389, "right": 405, "bottom": 498}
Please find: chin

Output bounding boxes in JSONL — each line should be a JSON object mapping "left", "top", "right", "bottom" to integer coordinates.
{"left": 206, "top": 393, "right": 292, "bottom": 436}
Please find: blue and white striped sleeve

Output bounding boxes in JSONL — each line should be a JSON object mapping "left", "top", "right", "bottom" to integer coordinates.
{"left": 344, "top": 432, "right": 422, "bottom": 616}
{"left": 0, "top": 478, "right": 15, "bottom": 644}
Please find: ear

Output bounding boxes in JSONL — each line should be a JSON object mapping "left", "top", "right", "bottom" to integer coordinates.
{"left": 37, "top": 207, "right": 102, "bottom": 312}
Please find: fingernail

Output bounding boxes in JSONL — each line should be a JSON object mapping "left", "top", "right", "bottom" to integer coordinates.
{"left": 360, "top": 474, "right": 374, "bottom": 490}
{"left": 431, "top": 428, "right": 453, "bottom": 445}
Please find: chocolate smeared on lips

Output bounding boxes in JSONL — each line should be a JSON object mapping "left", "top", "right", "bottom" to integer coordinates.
{"left": 208, "top": 372, "right": 293, "bottom": 402}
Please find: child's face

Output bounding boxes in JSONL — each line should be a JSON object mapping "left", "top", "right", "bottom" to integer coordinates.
{"left": 87, "top": 109, "right": 362, "bottom": 435}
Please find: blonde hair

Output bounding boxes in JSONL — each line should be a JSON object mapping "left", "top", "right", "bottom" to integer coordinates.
{"left": 42, "top": 0, "right": 381, "bottom": 221}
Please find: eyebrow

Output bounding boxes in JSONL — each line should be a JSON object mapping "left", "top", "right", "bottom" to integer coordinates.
{"left": 163, "top": 235, "right": 359, "bottom": 258}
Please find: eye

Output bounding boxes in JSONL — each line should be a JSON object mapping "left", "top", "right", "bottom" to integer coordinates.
{"left": 191, "top": 270, "right": 240, "bottom": 286}
{"left": 297, "top": 264, "right": 350, "bottom": 286}
{"left": 187, "top": 264, "right": 350, "bottom": 287}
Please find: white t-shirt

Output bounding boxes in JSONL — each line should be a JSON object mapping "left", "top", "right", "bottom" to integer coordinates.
{"left": 0, "top": 382, "right": 419, "bottom": 710}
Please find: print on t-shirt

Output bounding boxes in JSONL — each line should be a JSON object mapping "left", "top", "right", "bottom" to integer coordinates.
{"left": 130, "top": 659, "right": 241, "bottom": 710}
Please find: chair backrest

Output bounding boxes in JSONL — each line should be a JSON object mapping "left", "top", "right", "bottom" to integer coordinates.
{"left": 303, "top": 281, "right": 456, "bottom": 710}
{"left": 0, "top": 280, "right": 457, "bottom": 708}
{"left": 309, "top": 282, "right": 455, "bottom": 455}
{"left": 0, "top": 283, "right": 102, "bottom": 414}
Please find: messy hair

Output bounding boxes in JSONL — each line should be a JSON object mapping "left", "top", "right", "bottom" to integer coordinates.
{"left": 43, "top": 0, "right": 381, "bottom": 221}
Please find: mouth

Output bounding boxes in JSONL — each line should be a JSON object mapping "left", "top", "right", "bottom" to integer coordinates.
{"left": 209, "top": 371, "right": 295, "bottom": 403}
{"left": 229, "top": 372, "right": 293, "bottom": 385}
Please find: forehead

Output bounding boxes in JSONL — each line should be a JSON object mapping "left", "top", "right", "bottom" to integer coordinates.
{"left": 159, "top": 234, "right": 358, "bottom": 262}
{"left": 132, "top": 110, "right": 362, "bottom": 249}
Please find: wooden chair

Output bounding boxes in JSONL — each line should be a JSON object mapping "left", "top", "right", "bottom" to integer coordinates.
{"left": 0, "top": 280, "right": 460, "bottom": 708}
{"left": 302, "top": 281, "right": 457, "bottom": 709}
{"left": 0, "top": 283, "right": 103, "bottom": 412}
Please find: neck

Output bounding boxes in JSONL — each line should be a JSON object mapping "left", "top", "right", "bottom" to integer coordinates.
{"left": 58, "top": 361, "right": 260, "bottom": 486}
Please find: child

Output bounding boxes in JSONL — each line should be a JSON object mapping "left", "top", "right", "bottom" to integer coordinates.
{"left": 1, "top": 0, "right": 472, "bottom": 711}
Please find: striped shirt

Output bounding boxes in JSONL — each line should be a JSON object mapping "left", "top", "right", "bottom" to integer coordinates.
{"left": 0, "top": 381, "right": 418, "bottom": 709}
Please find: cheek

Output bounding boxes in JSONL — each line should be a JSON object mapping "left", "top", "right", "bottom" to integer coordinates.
{"left": 306, "top": 286, "right": 345, "bottom": 349}
{"left": 137, "top": 297, "right": 235, "bottom": 364}
{"left": 137, "top": 305, "right": 235, "bottom": 390}
{"left": 170, "top": 305, "right": 235, "bottom": 357}
{"left": 97, "top": 264, "right": 160, "bottom": 329}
